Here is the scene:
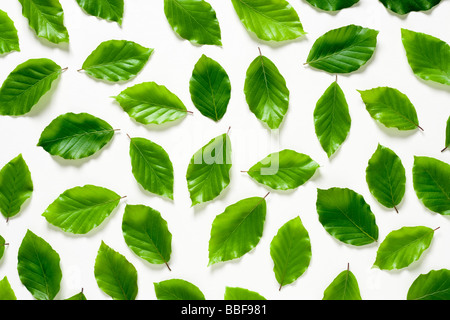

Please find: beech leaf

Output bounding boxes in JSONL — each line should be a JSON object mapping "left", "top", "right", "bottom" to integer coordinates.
{"left": 224, "top": 287, "right": 266, "bottom": 300}
{"left": 380, "top": 0, "right": 442, "bottom": 15}
{"left": 322, "top": 266, "right": 362, "bottom": 300}
{"left": 76, "top": 0, "right": 124, "bottom": 25}
{"left": 0, "top": 276, "right": 16, "bottom": 300}
{"left": 0, "top": 235, "right": 5, "bottom": 261}
{"left": 305, "top": 0, "right": 359, "bottom": 11}
{"left": 0, "top": 10, "right": 20, "bottom": 55}
{"left": 154, "top": 279, "right": 205, "bottom": 300}
{"left": 444, "top": 116, "right": 450, "bottom": 152}
{"left": 407, "top": 269, "right": 450, "bottom": 300}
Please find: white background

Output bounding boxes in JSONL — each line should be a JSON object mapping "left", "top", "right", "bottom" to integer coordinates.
{"left": 0, "top": 0, "right": 449, "bottom": 300}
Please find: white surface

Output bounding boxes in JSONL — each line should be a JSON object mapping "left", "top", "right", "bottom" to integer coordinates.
{"left": 0, "top": 0, "right": 449, "bottom": 300}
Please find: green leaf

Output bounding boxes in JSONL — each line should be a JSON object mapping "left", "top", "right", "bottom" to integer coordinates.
{"left": 208, "top": 196, "right": 266, "bottom": 266}
{"left": 0, "top": 58, "right": 64, "bottom": 116}
{"left": 81, "top": 40, "right": 153, "bottom": 82}
{"left": 18, "top": 0, "right": 69, "bottom": 44}
{"left": 17, "top": 230, "right": 62, "bottom": 300}
{"left": 358, "top": 87, "right": 422, "bottom": 131}
{"left": 314, "top": 80, "right": 351, "bottom": 158}
{"left": 270, "top": 216, "right": 312, "bottom": 290}
{"left": 122, "top": 204, "right": 172, "bottom": 269}
{"left": 305, "top": 0, "right": 359, "bottom": 11}
{"left": 244, "top": 51, "right": 289, "bottom": 130}
{"left": 154, "top": 279, "right": 205, "bottom": 300}
{"left": 42, "top": 185, "right": 122, "bottom": 234}
{"left": 76, "top": 0, "right": 124, "bottom": 25}
{"left": 94, "top": 241, "right": 138, "bottom": 300}
{"left": 0, "top": 154, "right": 33, "bottom": 221}
{"left": 444, "top": 116, "right": 450, "bottom": 152}
{"left": 0, "top": 10, "right": 20, "bottom": 55}
{"left": 129, "top": 137, "right": 174, "bottom": 200}
{"left": 114, "top": 82, "right": 189, "bottom": 125}
{"left": 306, "top": 24, "right": 379, "bottom": 74}
{"left": 373, "top": 226, "right": 435, "bottom": 270}
{"left": 366, "top": 144, "right": 406, "bottom": 212}
{"left": 189, "top": 54, "right": 231, "bottom": 121}
{"left": 37, "top": 112, "right": 115, "bottom": 160}
{"left": 224, "top": 287, "right": 266, "bottom": 300}
{"left": 231, "top": 0, "right": 305, "bottom": 42}
{"left": 407, "top": 269, "right": 450, "bottom": 300}
{"left": 401, "top": 28, "right": 450, "bottom": 86}
{"left": 0, "top": 235, "right": 5, "bottom": 260}
{"left": 316, "top": 187, "right": 379, "bottom": 246}
{"left": 66, "top": 290, "right": 87, "bottom": 300}
{"left": 186, "top": 133, "right": 231, "bottom": 206}
{"left": 412, "top": 156, "right": 450, "bottom": 215}
{"left": 247, "top": 150, "right": 319, "bottom": 191}
{"left": 164, "top": 0, "right": 221, "bottom": 46}
{"left": 322, "top": 266, "right": 362, "bottom": 300}
{"left": 380, "top": 0, "right": 442, "bottom": 15}
{"left": 0, "top": 277, "right": 17, "bottom": 300}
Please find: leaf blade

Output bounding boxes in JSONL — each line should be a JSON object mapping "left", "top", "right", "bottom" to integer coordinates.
{"left": 323, "top": 268, "right": 362, "bottom": 300}
{"left": 380, "top": 0, "right": 442, "bottom": 15}
{"left": 0, "top": 276, "right": 17, "bottom": 300}
{"left": 154, "top": 279, "right": 205, "bottom": 300}
{"left": 305, "top": 0, "right": 359, "bottom": 11}
{"left": 76, "top": 0, "right": 124, "bottom": 25}
{"left": 407, "top": 269, "right": 450, "bottom": 300}
{"left": 0, "top": 10, "right": 20, "bottom": 55}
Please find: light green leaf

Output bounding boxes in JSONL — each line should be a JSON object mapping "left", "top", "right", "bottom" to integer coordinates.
{"left": 18, "top": 0, "right": 69, "bottom": 44}
{"left": 401, "top": 28, "right": 450, "bottom": 86}
{"left": 444, "top": 116, "right": 450, "bottom": 152}
{"left": 42, "top": 185, "right": 122, "bottom": 234}
{"left": 37, "top": 112, "right": 115, "bottom": 160}
{"left": 224, "top": 287, "right": 266, "bottom": 300}
{"left": 244, "top": 51, "right": 289, "bottom": 130}
{"left": 231, "top": 0, "right": 305, "bottom": 42}
{"left": 0, "top": 154, "right": 33, "bottom": 221}
{"left": 66, "top": 290, "right": 87, "bottom": 300}
{"left": 306, "top": 24, "right": 379, "bottom": 74}
{"left": 373, "top": 226, "right": 435, "bottom": 270}
{"left": 186, "top": 133, "right": 231, "bottom": 206}
{"left": 122, "top": 204, "right": 172, "bottom": 269}
{"left": 0, "top": 235, "right": 5, "bottom": 261}
{"left": 0, "top": 277, "right": 16, "bottom": 300}
{"left": 323, "top": 266, "right": 362, "bottom": 300}
{"left": 380, "top": 0, "right": 442, "bottom": 15}
{"left": 81, "top": 40, "right": 153, "bottom": 82}
{"left": 314, "top": 80, "right": 351, "bottom": 158}
{"left": 208, "top": 196, "right": 266, "bottom": 266}
{"left": 316, "top": 187, "right": 379, "bottom": 246}
{"left": 305, "top": 0, "right": 359, "bottom": 11}
{"left": 358, "top": 87, "right": 422, "bottom": 131}
{"left": 407, "top": 269, "right": 450, "bottom": 300}
{"left": 247, "top": 150, "right": 319, "bottom": 191}
{"left": 129, "top": 137, "right": 174, "bottom": 200}
{"left": 270, "top": 216, "right": 311, "bottom": 290}
{"left": 94, "top": 241, "right": 138, "bottom": 300}
{"left": 76, "top": 0, "right": 124, "bottom": 25}
{"left": 154, "top": 279, "right": 205, "bottom": 300}
{"left": 114, "top": 82, "right": 189, "bottom": 125}
{"left": 366, "top": 144, "right": 406, "bottom": 212}
{"left": 164, "top": 0, "right": 221, "bottom": 46}
{"left": 189, "top": 54, "right": 231, "bottom": 121}
{"left": 0, "top": 58, "right": 64, "bottom": 116}
{"left": 412, "top": 156, "right": 450, "bottom": 215}
{"left": 0, "top": 10, "right": 20, "bottom": 55}
{"left": 17, "top": 230, "right": 62, "bottom": 300}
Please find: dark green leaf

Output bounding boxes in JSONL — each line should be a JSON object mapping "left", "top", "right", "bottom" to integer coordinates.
{"left": 0, "top": 277, "right": 16, "bottom": 300}
{"left": 407, "top": 269, "right": 450, "bottom": 300}
{"left": 18, "top": 0, "right": 69, "bottom": 44}
{"left": 224, "top": 287, "right": 266, "bottom": 300}
{"left": 373, "top": 226, "right": 435, "bottom": 270}
{"left": 231, "top": 0, "right": 305, "bottom": 42}
{"left": 164, "top": 0, "right": 221, "bottom": 46}
{"left": 444, "top": 116, "right": 450, "bottom": 152}
{"left": 65, "top": 290, "right": 87, "bottom": 300}
{"left": 42, "top": 185, "right": 122, "bottom": 234}
{"left": 316, "top": 187, "right": 379, "bottom": 246}
{"left": 306, "top": 24, "right": 378, "bottom": 74}
{"left": 270, "top": 216, "right": 311, "bottom": 290}
{"left": 81, "top": 40, "right": 153, "bottom": 82}
{"left": 0, "top": 235, "right": 5, "bottom": 260}
{"left": 380, "top": 0, "right": 442, "bottom": 15}
{"left": 154, "top": 279, "right": 205, "bottom": 300}
{"left": 247, "top": 150, "right": 319, "bottom": 191}
{"left": 0, "top": 58, "right": 63, "bottom": 116}
{"left": 189, "top": 54, "right": 231, "bottom": 121}
{"left": 314, "top": 80, "right": 351, "bottom": 157}
{"left": 17, "top": 230, "right": 62, "bottom": 300}
{"left": 412, "top": 156, "right": 450, "bottom": 215}
{"left": 186, "top": 133, "right": 231, "bottom": 206}
{"left": 208, "top": 196, "right": 266, "bottom": 266}
{"left": 0, "top": 154, "right": 33, "bottom": 221}
{"left": 94, "top": 241, "right": 138, "bottom": 300}
{"left": 0, "top": 10, "right": 20, "bottom": 55}
{"left": 323, "top": 266, "right": 362, "bottom": 300}
{"left": 114, "top": 82, "right": 189, "bottom": 125}
{"left": 305, "top": 0, "right": 359, "bottom": 11}
{"left": 37, "top": 112, "right": 115, "bottom": 160}
{"left": 76, "top": 0, "right": 124, "bottom": 25}
{"left": 244, "top": 52, "right": 289, "bottom": 130}
{"left": 122, "top": 204, "right": 172, "bottom": 268}
{"left": 366, "top": 144, "right": 406, "bottom": 212}
{"left": 129, "top": 137, "right": 174, "bottom": 200}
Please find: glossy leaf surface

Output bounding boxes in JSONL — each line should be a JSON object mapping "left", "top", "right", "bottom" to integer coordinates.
{"left": 380, "top": 0, "right": 442, "bottom": 15}
{"left": 323, "top": 267, "right": 362, "bottom": 300}
{"left": 0, "top": 10, "right": 20, "bottom": 55}
{"left": 154, "top": 279, "right": 205, "bottom": 300}
{"left": 305, "top": 0, "right": 359, "bottom": 11}
{"left": 407, "top": 269, "right": 450, "bottom": 300}
{"left": 0, "top": 277, "right": 16, "bottom": 300}
{"left": 224, "top": 287, "right": 266, "bottom": 300}
{"left": 76, "top": 0, "right": 124, "bottom": 24}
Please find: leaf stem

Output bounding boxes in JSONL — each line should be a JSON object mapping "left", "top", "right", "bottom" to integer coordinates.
{"left": 434, "top": 226, "right": 440, "bottom": 232}
{"left": 165, "top": 262, "right": 172, "bottom": 271}
{"left": 0, "top": 243, "right": 8, "bottom": 246}
{"left": 394, "top": 206, "right": 399, "bottom": 214}
{"left": 263, "top": 192, "right": 270, "bottom": 199}
{"left": 77, "top": 68, "right": 84, "bottom": 72}
{"left": 442, "top": 146, "right": 448, "bottom": 153}
{"left": 60, "top": 67, "right": 68, "bottom": 73}
{"left": 417, "top": 124, "right": 424, "bottom": 132}
{"left": 227, "top": 126, "right": 231, "bottom": 135}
